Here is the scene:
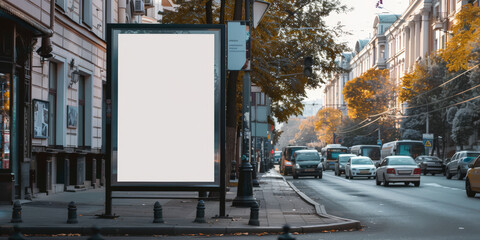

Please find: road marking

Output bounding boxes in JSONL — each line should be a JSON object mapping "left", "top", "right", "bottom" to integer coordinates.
{"left": 423, "top": 183, "right": 463, "bottom": 191}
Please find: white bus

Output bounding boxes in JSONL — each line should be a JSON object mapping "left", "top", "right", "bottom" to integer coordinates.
{"left": 321, "top": 144, "right": 348, "bottom": 170}
{"left": 381, "top": 140, "right": 425, "bottom": 160}
{"left": 350, "top": 145, "right": 381, "bottom": 164}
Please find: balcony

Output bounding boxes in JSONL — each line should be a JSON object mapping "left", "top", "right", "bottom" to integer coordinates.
{"left": 433, "top": 12, "right": 447, "bottom": 31}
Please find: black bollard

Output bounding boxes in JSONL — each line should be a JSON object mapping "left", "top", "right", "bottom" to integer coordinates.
{"left": 248, "top": 201, "right": 260, "bottom": 226}
{"left": 67, "top": 201, "right": 78, "bottom": 224}
{"left": 8, "top": 225, "right": 25, "bottom": 240}
{"left": 11, "top": 201, "right": 22, "bottom": 223}
{"left": 87, "top": 226, "right": 104, "bottom": 240}
{"left": 153, "top": 201, "right": 164, "bottom": 223}
{"left": 278, "top": 225, "right": 296, "bottom": 240}
{"left": 230, "top": 160, "right": 237, "bottom": 180}
{"left": 252, "top": 161, "right": 260, "bottom": 187}
{"left": 194, "top": 200, "right": 206, "bottom": 223}
{"left": 232, "top": 155, "right": 257, "bottom": 207}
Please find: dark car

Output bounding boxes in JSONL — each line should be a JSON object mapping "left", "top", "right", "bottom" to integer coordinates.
{"left": 335, "top": 154, "right": 356, "bottom": 176}
{"left": 415, "top": 155, "right": 444, "bottom": 175}
{"left": 292, "top": 150, "right": 323, "bottom": 179}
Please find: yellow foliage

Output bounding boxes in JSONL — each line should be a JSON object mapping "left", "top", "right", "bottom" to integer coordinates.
{"left": 343, "top": 69, "right": 393, "bottom": 120}
{"left": 314, "top": 108, "right": 342, "bottom": 144}
{"left": 439, "top": 4, "right": 480, "bottom": 72}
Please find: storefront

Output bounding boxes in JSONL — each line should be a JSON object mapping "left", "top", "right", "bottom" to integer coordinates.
{"left": 0, "top": 3, "right": 52, "bottom": 203}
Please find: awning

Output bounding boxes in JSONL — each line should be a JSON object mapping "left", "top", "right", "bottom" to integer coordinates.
{"left": 0, "top": 1, "right": 52, "bottom": 37}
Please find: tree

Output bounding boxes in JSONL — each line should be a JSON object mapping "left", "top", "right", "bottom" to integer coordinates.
{"left": 343, "top": 69, "right": 394, "bottom": 120}
{"left": 314, "top": 108, "right": 342, "bottom": 144}
{"left": 451, "top": 105, "right": 477, "bottom": 148}
{"left": 293, "top": 116, "right": 319, "bottom": 145}
{"left": 440, "top": 3, "right": 480, "bottom": 72}
{"left": 162, "top": 0, "right": 349, "bottom": 123}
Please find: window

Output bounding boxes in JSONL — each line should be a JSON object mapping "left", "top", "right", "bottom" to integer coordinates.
{"left": 55, "top": 0, "right": 65, "bottom": 10}
{"left": 81, "top": 0, "right": 92, "bottom": 27}
{"left": 48, "top": 62, "right": 57, "bottom": 145}
{"left": 78, "top": 75, "right": 85, "bottom": 147}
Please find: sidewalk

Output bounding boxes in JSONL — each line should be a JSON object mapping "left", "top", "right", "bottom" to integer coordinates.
{"left": 0, "top": 169, "right": 360, "bottom": 236}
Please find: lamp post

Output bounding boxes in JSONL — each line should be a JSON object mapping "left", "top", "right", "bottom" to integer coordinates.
{"left": 233, "top": 0, "right": 270, "bottom": 207}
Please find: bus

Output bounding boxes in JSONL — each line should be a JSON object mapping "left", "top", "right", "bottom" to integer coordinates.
{"left": 321, "top": 144, "right": 348, "bottom": 170}
{"left": 381, "top": 140, "right": 425, "bottom": 160}
{"left": 280, "top": 146, "right": 308, "bottom": 175}
{"left": 350, "top": 145, "right": 381, "bottom": 164}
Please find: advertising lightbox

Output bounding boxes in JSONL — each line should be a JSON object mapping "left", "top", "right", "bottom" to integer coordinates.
{"left": 107, "top": 24, "right": 225, "bottom": 189}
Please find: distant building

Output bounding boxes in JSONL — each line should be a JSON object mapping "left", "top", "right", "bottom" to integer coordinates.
{"left": 323, "top": 52, "right": 353, "bottom": 115}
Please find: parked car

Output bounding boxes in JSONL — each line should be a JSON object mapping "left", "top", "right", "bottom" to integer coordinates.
{"left": 466, "top": 156, "right": 480, "bottom": 197}
{"left": 335, "top": 154, "right": 357, "bottom": 176}
{"left": 376, "top": 156, "right": 421, "bottom": 187}
{"left": 345, "top": 156, "right": 376, "bottom": 179}
{"left": 445, "top": 151, "right": 480, "bottom": 180}
{"left": 414, "top": 155, "right": 444, "bottom": 175}
{"left": 292, "top": 149, "right": 323, "bottom": 179}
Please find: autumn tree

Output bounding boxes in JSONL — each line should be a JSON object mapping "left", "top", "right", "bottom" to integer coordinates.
{"left": 314, "top": 108, "right": 342, "bottom": 144}
{"left": 343, "top": 69, "right": 395, "bottom": 120}
{"left": 293, "top": 116, "right": 319, "bottom": 146}
{"left": 439, "top": 3, "right": 480, "bottom": 72}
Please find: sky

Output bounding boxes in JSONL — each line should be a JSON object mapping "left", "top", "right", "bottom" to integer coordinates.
{"left": 305, "top": 0, "right": 409, "bottom": 102}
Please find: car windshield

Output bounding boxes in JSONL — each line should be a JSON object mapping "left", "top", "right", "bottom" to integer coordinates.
{"left": 463, "top": 157, "right": 475, "bottom": 162}
{"left": 338, "top": 156, "right": 354, "bottom": 163}
{"left": 467, "top": 153, "right": 480, "bottom": 158}
{"left": 424, "top": 156, "right": 441, "bottom": 162}
{"left": 388, "top": 157, "right": 416, "bottom": 165}
{"left": 352, "top": 158, "right": 373, "bottom": 165}
{"left": 296, "top": 152, "right": 320, "bottom": 161}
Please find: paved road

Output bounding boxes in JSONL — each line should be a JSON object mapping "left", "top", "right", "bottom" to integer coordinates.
{"left": 288, "top": 170, "right": 480, "bottom": 240}
{"left": 3, "top": 171, "right": 480, "bottom": 240}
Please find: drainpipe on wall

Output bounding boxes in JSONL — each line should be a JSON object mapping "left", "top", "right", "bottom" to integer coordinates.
{"left": 36, "top": 0, "right": 55, "bottom": 58}
{"left": 119, "top": 0, "right": 127, "bottom": 23}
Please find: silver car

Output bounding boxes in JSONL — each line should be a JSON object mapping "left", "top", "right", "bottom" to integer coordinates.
{"left": 345, "top": 156, "right": 376, "bottom": 179}
{"left": 376, "top": 156, "right": 421, "bottom": 187}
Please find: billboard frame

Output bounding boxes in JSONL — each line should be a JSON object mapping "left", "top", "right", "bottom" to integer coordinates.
{"left": 105, "top": 24, "right": 226, "bottom": 216}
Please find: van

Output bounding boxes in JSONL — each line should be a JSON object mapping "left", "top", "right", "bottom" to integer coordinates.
{"left": 280, "top": 146, "right": 307, "bottom": 175}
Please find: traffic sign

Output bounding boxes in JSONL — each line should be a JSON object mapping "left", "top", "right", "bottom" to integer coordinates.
{"left": 424, "top": 140, "right": 432, "bottom": 147}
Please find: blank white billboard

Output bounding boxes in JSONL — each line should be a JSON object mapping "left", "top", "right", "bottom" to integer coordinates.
{"left": 116, "top": 33, "right": 215, "bottom": 182}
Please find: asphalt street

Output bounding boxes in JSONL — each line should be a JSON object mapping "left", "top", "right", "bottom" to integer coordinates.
{"left": 288, "top": 170, "right": 480, "bottom": 240}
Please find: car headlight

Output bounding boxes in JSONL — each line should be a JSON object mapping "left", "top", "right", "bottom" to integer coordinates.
{"left": 317, "top": 163, "right": 323, "bottom": 169}
{"left": 295, "top": 164, "right": 300, "bottom": 168}
{"left": 371, "top": 168, "right": 376, "bottom": 172}
{"left": 352, "top": 168, "right": 357, "bottom": 171}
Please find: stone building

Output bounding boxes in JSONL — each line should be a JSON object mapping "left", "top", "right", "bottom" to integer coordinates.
{"left": 0, "top": 0, "right": 169, "bottom": 203}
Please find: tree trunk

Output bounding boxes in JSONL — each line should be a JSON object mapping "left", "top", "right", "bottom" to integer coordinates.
{"left": 205, "top": 0, "right": 212, "bottom": 24}
{"left": 224, "top": 0, "right": 243, "bottom": 187}
{"left": 220, "top": 0, "right": 225, "bottom": 24}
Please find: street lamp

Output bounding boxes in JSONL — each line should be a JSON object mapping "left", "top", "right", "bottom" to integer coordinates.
{"left": 233, "top": 0, "right": 270, "bottom": 207}
{"left": 253, "top": 0, "right": 271, "bottom": 29}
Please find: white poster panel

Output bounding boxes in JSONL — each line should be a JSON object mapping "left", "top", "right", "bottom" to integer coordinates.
{"left": 117, "top": 34, "right": 215, "bottom": 182}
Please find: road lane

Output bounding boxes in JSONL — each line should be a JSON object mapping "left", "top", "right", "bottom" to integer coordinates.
{"left": 289, "top": 171, "right": 480, "bottom": 239}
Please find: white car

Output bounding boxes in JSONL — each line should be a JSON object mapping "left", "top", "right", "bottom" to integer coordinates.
{"left": 345, "top": 156, "right": 376, "bottom": 179}
{"left": 376, "top": 156, "right": 421, "bottom": 187}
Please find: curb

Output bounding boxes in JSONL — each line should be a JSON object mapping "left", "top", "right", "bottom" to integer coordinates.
{"left": 283, "top": 176, "right": 362, "bottom": 231}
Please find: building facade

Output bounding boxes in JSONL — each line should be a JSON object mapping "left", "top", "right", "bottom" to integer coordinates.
{"left": 0, "top": 0, "right": 169, "bottom": 203}
{"left": 323, "top": 0, "right": 479, "bottom": 117}
{"left": 323, "top": 52, "right": 353, "bottom": 115}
